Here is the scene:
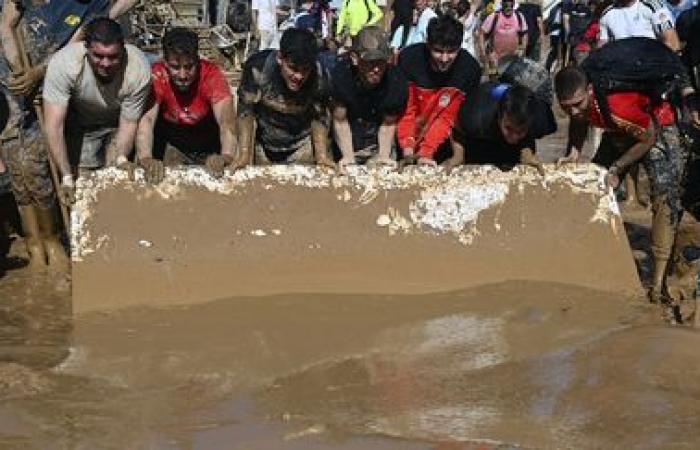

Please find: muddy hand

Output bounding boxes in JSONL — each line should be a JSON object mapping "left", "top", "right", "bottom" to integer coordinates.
{"left": 417, "top": 157, "right": 437, "bottom": 167}
{"left": 205, "top": 154, "right": 233, "bottom": 179}
{"left": 398, "top": 154, "right": 418, "bottom": 172}
{"left": 556, "top": 148, "right": 580, "bottom": 167}
{"left": 367, "top": 155, "right": 398, "bottom": 170}
{"left": 337, "top": 156, "right": 357, "bottom": 174}
{"left": 8, "top": 66, "right": 43, "bottom": 97}
{"left": 139, "top": 157, "right": 165, "bottom": 184}
{"left": 59, "top": 176, "right": 75, "bottom": 207}
{"left": 316, "top": 154, "right": 336, "bottom": 172}
{"left": 440, "top": 157, "right": 461, "bottom": 174}
{"left": 605, "top": 171, "right": 620, "bottom": 189}
{"left": 116, "top": 158, "right": 137, "bottom": 182}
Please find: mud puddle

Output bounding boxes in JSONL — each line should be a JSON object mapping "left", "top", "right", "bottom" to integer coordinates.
{"left": 4, "top": 279, "right": 700, "bottom": 449}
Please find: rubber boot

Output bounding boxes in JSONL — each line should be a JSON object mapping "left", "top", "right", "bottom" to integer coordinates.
{"left": 666, "top": 213, "right": 700, "bottom": 311}
{"left": 622, "top": 167, "right": 638, "bottom": 209}
{"left": 17, "top": 205, "right": 47, "bottom": 270}
{"left": 648, "top": 196, "right": 675, "bottom": 304}
{"left": 36, "top": 206, "right": 70, "bottom": 272}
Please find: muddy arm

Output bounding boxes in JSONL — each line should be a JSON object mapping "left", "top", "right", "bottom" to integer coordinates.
{"left": 135, "top": 99, "right": 159, "bottom": 161}
{"left": 332, "top": 104, "right": 355, "bottom": 165}
{"left": 1, "top": 1, "right": 22, "bottom": 73}
{"left": 212, "top": 97, "right": 238, "bottom": 160}
{"left": 43, "top": 102, "right": 71, "bottom": 178}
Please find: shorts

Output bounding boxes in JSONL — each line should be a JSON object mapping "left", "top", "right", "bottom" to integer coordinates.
{"left": 65, "top": 120, "right": 117, "bottom": 170}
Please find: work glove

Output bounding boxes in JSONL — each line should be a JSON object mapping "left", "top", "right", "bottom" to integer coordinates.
{"left": 205, "top": 154, "right": 233, "bottom": 179}
{"left": 139, "top": 157, "right": 165, "bottom": 184}
{"left": 8, "top": 66, "right": 44, "bottom": 97}
{"left": 58, "top": 175, "right": 75, "bottom": 207}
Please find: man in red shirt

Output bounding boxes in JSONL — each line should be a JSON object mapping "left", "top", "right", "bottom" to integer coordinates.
{"left": 555, "top": 65, "right": 700, "bottom": 316}
{"left": 136, "top": 27, "right": 237, "bottom": 182}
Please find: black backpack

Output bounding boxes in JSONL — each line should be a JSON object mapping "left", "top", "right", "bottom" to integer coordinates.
{"left": 544, "top": 2, "right": 562, "bottom": 34}
{"left": 580, "top": 37, "right": 687, "bottom": 128}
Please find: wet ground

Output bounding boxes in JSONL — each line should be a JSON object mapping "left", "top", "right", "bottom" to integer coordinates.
{"left": 1, "top": 125, "right": 700, "bottom": 449}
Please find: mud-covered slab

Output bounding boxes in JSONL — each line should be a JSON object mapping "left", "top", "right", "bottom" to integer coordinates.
{"left": 71, "top": 164, "right": 641, "bottom": 314}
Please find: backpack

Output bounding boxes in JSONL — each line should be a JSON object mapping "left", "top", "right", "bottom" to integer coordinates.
{"left": 485, "top": 10, "right": 527, "bottom": 49}
{"left": 227, "top": 0, "right": 252, "bottom": 33}
{"left": 566, "top": 2, "right": 592, "bottom": 45}
{"left": 580, "top": 37, "right": 687, "bottom": 128}
{"left": 544, "top": 2, "right": 562, "bottom": 34}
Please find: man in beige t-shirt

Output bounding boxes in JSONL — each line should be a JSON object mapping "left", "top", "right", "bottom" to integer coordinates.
{"left": 43, "top": 17, "right": 151, "bottom": 206}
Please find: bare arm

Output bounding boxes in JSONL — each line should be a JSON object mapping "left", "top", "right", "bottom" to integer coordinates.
{"left": 566, "top": 116, "right": 589, "bottom": 161}
{"left": 135, "top": 100, "right": 160, "bottom": 160}
{"left": 1, "top": 0, "right": 23, "bottom": 73}
{"left": 377, "top": 115, "right": 398, "bottom": 160}
{"left": 661, "top": 28, "right": 680, "bottom": 52}
{"left": 109, "top": 0, "right": 140, "bottom": 19}
{"left": 212, "top": 97, "right": 238, "bottom": 159}
{"left": 110, "top": 117, "right": 139, "bottom": 163}
{"left": 332, "top": 105, "right": 355, "bottom": 164}
{"left": 43, "top": 102, "right": 71, "bottom": 178}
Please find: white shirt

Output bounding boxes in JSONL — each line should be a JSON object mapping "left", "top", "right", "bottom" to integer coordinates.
{"left": 599, "top": 0, "right": 674, "bottom": 42}
{"left": 252, "top": 0, "right": 278, "bottom": 32}
{"left": 461, "top": 12, "right": 478, "bottom": 56}
{"left": 415, "top": 7, "right": 439, "bottom": 42}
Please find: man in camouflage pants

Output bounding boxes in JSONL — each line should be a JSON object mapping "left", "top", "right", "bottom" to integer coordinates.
{"left": 555, "top": 66, "right": 700, "bottom": 322}
{"left": 0, "top": 0, "right": 136, "bottom": 270}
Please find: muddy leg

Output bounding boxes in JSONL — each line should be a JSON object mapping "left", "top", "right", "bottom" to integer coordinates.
{"left": 35, "top": 206, "right": 69, "bottom": 272}
{"left": 17, "top": 205, "right": 46, "bottom": 270}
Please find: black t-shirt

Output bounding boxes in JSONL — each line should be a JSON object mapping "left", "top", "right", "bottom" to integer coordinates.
{"left": 518, "top": 3, "right": 543, "bottom": 39}
{"left": 563, "top": 0, "right": 592, "bottom": 43}
{"left": 677, "top": 5, "right": 700, "bottom": 67}
{"left": 455, "top": 82, "right": 556, "bottom": 165}
{"left": 237, "top": 50, "right": 328, "bottom": 158}
{"left": 398, "top": 43, "right": 482, "bottom": 93}
{"left": 331, "top": 58, "right": 409, "bottom": 150}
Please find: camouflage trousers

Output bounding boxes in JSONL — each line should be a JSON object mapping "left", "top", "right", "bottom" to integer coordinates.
{"left": 596, "top": 125, "right": 687, "bottom": 227}
{"left": 0, "top": 126, "right": 55, "bottom": 209}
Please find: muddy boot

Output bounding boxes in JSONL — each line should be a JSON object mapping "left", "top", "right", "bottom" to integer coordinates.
{"left": 622, "top": 168, "right": 638, "bottom": 208}
{"left": 36, "top": 206, "right": 69, "bottom": 272}
{"left": 666, "top": 213, "right": 700, "bottom": 320}
{"left": 648, "top": 197, "right": 675, "bottom": 304}
{"left": 17, "top": 205, "right": 47, "bottom": 270}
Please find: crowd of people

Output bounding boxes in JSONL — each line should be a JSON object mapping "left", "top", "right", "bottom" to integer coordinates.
{"left": 1, "top": 0, "right": 700, "bottom": 322}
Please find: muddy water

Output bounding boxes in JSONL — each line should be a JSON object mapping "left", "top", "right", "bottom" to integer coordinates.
{"left": 3, "top": 274, "right": 700, "bottom": 449}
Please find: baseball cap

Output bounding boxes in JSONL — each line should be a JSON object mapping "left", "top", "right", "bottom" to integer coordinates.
{"left": 352, "top": 26, "right": 391, "bottom": 61}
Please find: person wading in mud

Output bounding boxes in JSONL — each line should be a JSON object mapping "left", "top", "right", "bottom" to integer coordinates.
{"left": 451, "top": 82, "right": 556, "bottom": 173}
{"left": 330, "top": 26, "right": 408, "bottom": 170}
{"left": 42, "top": 18, "right": 151, "bottom": 207}
{"left": 235, "top": 28, "right": 334, "bottom": 169}
{"left": 397, "top": 14, "right": 481, "bottom": 169}
{"left": 134, "top": 27, "right": 237, "bottom": 183}
{"left": 0, "top": 0, "right": 137, "bottom": 270}
{"left": 555, "top": 65, "right": 700, "bottom": 314}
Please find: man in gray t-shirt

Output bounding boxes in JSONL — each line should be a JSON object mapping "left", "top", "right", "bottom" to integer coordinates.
{"left": 43, "top": 17, "right": 150, "bottom": 206}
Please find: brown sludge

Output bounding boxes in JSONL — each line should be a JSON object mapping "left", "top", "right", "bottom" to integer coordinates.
{"left": 71, "top": 164, "right": 640, "bottom": 313}
{"left": 3, "top": 164, "right": 700, "bottom": 449}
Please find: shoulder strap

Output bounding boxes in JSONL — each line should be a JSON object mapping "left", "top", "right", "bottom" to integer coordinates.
{"left": 486, "top": 11, "right": 500, "bottom": 39}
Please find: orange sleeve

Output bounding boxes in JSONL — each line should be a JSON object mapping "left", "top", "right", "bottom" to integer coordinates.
{"left": 417, "top": 92, "right": 465, "bottom": 159}
{"left": 397, "top": 83, "right": 419, "bottom": 151}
